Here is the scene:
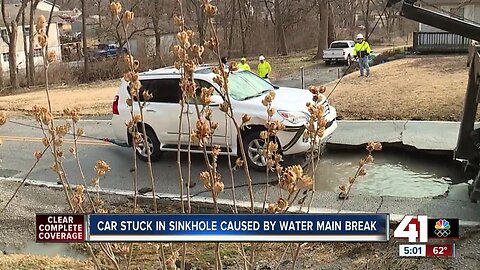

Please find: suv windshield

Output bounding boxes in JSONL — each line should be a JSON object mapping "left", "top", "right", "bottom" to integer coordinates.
{"left": 330, "top": 42, "right": 349, "bottom": 48}
{"left": 228, "top": 71, "right": 275, "bottom": 100}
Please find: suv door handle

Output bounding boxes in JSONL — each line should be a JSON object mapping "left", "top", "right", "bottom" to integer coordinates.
{"left": 146, "top": 109, "right": 156, "bottom": 112}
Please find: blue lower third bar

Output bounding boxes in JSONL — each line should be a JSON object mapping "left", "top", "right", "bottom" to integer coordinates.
{"left": 87, "top": 213, "right": 389, "bottom": 242}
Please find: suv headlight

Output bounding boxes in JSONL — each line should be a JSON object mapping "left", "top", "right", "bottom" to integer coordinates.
{"left": 278, "top": 111, "right": 308, "bottom": 125}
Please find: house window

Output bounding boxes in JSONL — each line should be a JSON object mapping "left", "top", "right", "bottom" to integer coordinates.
{"left": 33, "top": 48, "right": 43, "bottom": 57}
{"left": 2, "top": 53, "right": 9, "bottom": 62}
{"left": 1, "top": 29, "right": 9, "bottom": 43}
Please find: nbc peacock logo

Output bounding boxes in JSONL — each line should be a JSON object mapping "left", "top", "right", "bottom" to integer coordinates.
{"left": 434, "top": 219, "right": 451, "bottom": 237}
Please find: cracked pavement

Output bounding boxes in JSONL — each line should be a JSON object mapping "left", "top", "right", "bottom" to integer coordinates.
{"left": 1, "top": 118, "right": 479, "bottom": 222}
{"left": 328, "top": 120, "right": 472, "bottom": 151}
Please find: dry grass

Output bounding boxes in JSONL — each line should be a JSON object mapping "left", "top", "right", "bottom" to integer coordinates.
{"left": 0, "top": 54, "right": 469, "bottom": 121}
{"left": 0, "top": 254, "right": 94, "bottom": 270}
{"left": 325, "top": 55, "right": 470, "bottom": 121}
{"left": 0, "top": 54, "right": 320, "bottom": 117}
{"left": 0, "top": 80, "right": 118, "bottom": 116}
{"left": 259, "top": 49, "right": 320, "bottom": 79}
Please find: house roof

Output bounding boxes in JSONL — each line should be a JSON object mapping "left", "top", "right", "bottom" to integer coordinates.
{"left": 0, "top": 3, "right": 79, "bottom": 27}
{"left": 86, "top": 15, "right": 177, "bottom": 43}
{"left": 41, "top": 0, "right": 60, "bottom": 9}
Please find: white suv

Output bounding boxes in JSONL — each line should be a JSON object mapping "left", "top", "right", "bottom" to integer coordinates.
{"left": 111, "top": 66, "right": 337, "bottom": 170}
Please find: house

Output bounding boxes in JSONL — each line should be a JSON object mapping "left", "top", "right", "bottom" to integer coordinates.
{"left": 130, "top": 25, "right": 177, "bottom": 60}
{"left": 0, "top": 1, "right": 64, "bottom": 72}
{"left": 414, "top": 0, "right": 480, "bottom": 52}
{"left": 36, "top": 0, "right": 60, "bottom": 12}
{"left": 79, "top": 15, "right": 178, "bottom": 61}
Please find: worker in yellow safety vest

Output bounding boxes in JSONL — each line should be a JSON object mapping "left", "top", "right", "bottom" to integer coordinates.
{"left": 237, "top": 57, "right": 251, "bottom": 71}
{"left": 257, "top": 55, "right": 271, "bottom": 79}
{"left": 353, "top": 33, "right": 372, "bottom": 77}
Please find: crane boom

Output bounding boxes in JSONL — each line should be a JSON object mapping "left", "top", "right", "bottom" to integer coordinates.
{"left": 387, "top": 0, "right": 480, "bottom": 41}
{"left": 387, "top": 0, "right": 480, "bottom": 202}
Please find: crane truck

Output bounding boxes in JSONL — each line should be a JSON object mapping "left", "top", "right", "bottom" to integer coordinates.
{"left": 386, "top": 0, "right": 480, "bottom": 202}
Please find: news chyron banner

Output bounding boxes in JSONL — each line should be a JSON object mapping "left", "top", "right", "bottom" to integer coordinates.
{"left": 36, "top": 213, "right": 389, "bottom": 242}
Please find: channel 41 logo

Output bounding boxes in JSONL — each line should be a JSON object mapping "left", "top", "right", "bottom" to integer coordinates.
{"left": 393, "top": 216, "right": 459, "bottom": 243}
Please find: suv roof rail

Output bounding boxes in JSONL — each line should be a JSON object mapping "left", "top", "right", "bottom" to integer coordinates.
{"left": 139, "top": 63, "right": 220, "bottom": 77}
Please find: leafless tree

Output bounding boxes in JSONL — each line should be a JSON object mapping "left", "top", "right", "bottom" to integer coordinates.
{"left": 314, "top": 0, "right": 328, "bottom": 59}
{"left": 21, "top": 6, "right": 29, "bottom": 87}
{"left": 140, "top": 0, "right": 177, "bottom": 67}
{"left": 372, "top": 0, "right": 397, "bottom": 40}
{"left": 330, "top": 0, "right": 358, "bottom": 37}
{"left": 274, "top": 0, "right": 287, "bottom": 55}
{"left": 186, "top": 0, "right": 207, "bottom": 46}
{"left": 227, "top": 0, "right": 236, "bottom": 57}
{"left": 358, "top": 0, "right": 372, "bottom": 38}
{"left": 328, "top": 2, "right": 335, "bottom": 44}
{"left": 80, "top": 0, "right": 88, "bottom": 79}
{"left": 151, "top": 0, "right": 167, "bottom": 67}
{"left": 263, "top": 0, "right": 316, "bottom": 56}
{"left": 237, "top": 0, "right": 253, "bottom": 55}
{"left": 28, "top": 0, "right": 41, "bottom": 85}
{"left": 1, "top": 0, "right": 29, "bottom": 90}
{"left": 0, "top": 62, "right": 3, "bottom": 88}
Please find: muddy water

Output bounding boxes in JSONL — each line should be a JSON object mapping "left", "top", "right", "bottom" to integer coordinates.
{"left": 314, "top": 149, "right": 468, "bottom": 198}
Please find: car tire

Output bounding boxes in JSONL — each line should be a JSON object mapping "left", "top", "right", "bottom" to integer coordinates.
{"left": 242, "top": 131, "right": 267, "bottom": 171}
{"left": 325, "top": 60, "right": 331, "bottom": 66}
{"left": 242, "top": 131, "right": 280, "bottom": 172}
{"left": 135, "top": 126, "right": 162, "bottom": 162}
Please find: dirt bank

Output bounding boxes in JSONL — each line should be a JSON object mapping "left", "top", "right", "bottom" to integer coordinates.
{"left": 325, "top": 55, "right": 470, "bottom": 121}
{"left": 0, "top": 80, "right": 118, "bottom": 117}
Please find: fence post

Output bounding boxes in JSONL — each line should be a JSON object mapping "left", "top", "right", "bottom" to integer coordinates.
{"left": 300, "top": 66, "right": 304, "bottom": 89}
{"left": 413, "top": 32, "right": 419, "bottom": 52}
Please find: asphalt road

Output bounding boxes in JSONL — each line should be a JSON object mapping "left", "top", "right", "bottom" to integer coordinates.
{"left": 0, "top": 118, "right": 302, "bottom": 201}
{"left": 272, "top": 63, "right": 346, "bottom": 88}
{"left": 1, "top": 118, "right": 480, "bottom": 222}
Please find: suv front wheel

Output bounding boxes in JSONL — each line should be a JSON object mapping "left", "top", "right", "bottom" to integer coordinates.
{"left": 135, "top": 127, "right": 162, "bottom": 162}
{"left": 243, "top": 131, "right": 279, "bottom": 171}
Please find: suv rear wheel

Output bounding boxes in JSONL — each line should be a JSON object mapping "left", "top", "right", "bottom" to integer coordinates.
{"left": 135, "top": 127, "right": 162, "bottom": 162}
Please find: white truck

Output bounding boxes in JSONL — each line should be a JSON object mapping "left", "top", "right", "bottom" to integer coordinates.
{"left": 322, "top": 40, "right": 355, "bottom": 66}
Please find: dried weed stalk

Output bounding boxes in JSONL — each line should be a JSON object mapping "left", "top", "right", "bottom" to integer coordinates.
{"left": 338, "top": 142, "right": 383, "bottom": 205}
{"left": 174, "top": 1, "right": 226, "bottom": 268}
{"left": 111, "top": 1, "right": 158, "bottom": 214}
{"left": 111, "top": 1, "right": 171, "bottom": 268}
{"left": 35, "top": 14, "right": 115, "bottom": 269}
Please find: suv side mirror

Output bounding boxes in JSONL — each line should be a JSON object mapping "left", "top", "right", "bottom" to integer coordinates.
{"left": 210, "top": 94, "right": 224, "bottom": 106}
